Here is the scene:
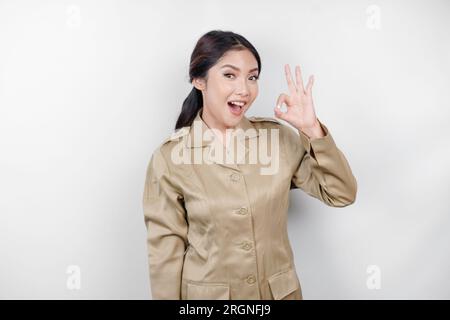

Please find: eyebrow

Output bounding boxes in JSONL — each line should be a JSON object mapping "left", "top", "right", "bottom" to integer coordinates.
{"left": 220, "top": 64, "right": 259, "bottom": 73}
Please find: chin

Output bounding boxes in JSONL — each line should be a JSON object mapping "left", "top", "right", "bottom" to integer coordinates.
{"left": 225, "top": 114, "right": 243, "bottom": 127}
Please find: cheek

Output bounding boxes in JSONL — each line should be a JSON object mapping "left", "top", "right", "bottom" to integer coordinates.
{"left": 211, "top": 81, "right": 233, "bottom": 100}
{"left": 205, "top": 85, "right": 225, "bottom": 104}
{"left": 250, "top": 85, "right": 259, "bottom": 99}
{"left": 223, "top": 83, "right": 236, "bottom": 95}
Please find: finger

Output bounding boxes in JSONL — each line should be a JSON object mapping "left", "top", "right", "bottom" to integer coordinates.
{"left": 284, "top": 64, "right": 297, "bottom": 94}
{"left": 295, "top": 65, "right": 305, "bottom": 93}
{"left": 274, "top": 106, "right": 288, "bottom": 121}
{"left": 275, "top": 93, "right": 291, "bottom": 110}
{"left": 305, "top": 75, "right": 314, "bottom": 94}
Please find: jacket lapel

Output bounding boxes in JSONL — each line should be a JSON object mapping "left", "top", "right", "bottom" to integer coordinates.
{"left": 184, "top": 107, "right": 259, "bottom": 171}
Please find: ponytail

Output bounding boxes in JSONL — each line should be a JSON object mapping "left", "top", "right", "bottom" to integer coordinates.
{"left": 175, "top": 87, "right": 203, "bottom": 130}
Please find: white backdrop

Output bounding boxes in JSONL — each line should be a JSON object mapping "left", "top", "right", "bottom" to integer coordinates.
{"left": 1, "top": 0, "right": 449, "bottom": 299}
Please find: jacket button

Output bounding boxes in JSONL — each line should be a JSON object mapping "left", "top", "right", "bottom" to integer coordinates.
{"left": 242, "top": 241, "right": 252, "bottom": 251}
{"left": 237, "top": 207, "right": 248, "bottom": 215}
{"left": 246, "top": 275, "right": 256, "bottom": 284}
{"left": 230, "top": 173, "right": 240, "bottom": 182}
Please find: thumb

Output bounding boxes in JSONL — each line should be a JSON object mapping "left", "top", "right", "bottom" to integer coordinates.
{"left": 274, "top": 93, "right": 290, "bottom": 121}
{"left": 274, "top": 105, "right": 288, "bottom": 121}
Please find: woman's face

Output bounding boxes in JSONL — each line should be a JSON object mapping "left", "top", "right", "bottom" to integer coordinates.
{"left": 193, "top": 49, "right": 259, "bottom": 132}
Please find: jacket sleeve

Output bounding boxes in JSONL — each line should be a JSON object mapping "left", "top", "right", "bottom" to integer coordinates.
{"left": 143, "top": 148, "right": 188, "bottom": 299}
{"left": 289, "top": 118, "right": 357, "bottom": 207}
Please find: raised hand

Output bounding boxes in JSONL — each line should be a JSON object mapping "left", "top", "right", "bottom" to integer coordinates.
{"left": 274, "top": 64, "right": 323, "bottom": 138}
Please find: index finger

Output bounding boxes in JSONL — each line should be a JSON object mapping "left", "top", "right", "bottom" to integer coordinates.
{"left": 284, "top": 64, "right": 297, "bottom": 94}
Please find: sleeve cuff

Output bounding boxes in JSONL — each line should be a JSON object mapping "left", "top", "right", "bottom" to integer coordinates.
{"left": 299, "top": 118, "right": 337, "bottom": 156}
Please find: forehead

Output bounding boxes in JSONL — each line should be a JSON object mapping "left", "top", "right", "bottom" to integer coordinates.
{"left": 215, "top": 49, "right": 258, "bottom": 71}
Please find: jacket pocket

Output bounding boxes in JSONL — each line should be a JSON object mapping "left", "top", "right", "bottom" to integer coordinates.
{"left": 186, "top": 281, "right": 230, "bottom": 300}
{"left": 268, "top": 268, "right": 300, "bottom": 300}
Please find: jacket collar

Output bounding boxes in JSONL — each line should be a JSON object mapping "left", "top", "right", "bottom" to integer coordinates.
{"left": 185, "top": 107, "right": 259, "bottom": 148}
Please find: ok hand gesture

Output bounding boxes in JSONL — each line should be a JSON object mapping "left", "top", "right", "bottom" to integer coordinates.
{"left": 274, "top": 65, "right": 321, "bottom": 135}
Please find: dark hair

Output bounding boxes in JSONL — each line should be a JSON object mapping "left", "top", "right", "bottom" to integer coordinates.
{"left": 175, "top": 30, "right": 262, "bottom": 130}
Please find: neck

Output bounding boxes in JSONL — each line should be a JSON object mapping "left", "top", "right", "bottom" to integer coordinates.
{"left": 200, "top": 108, "right": 232, "bottom": 146}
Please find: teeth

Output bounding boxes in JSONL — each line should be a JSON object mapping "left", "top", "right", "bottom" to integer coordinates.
{"left": 230, "top": 101, "right": 245, "bottom": 107}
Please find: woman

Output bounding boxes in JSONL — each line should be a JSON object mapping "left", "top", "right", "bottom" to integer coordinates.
{"left": 143, "top": 30, "right": 357, "bottom": 300}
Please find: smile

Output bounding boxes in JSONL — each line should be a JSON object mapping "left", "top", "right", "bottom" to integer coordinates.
{"left": 227, "top": 100, "right": 247, "bottom": 116}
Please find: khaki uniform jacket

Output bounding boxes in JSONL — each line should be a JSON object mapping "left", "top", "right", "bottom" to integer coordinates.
{"left": 143, "top": 107, "right": 357, "bottom": 300}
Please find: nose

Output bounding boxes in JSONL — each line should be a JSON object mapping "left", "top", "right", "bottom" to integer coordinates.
{"left": 235, "top": 79, "right": 250, "bottom": 97}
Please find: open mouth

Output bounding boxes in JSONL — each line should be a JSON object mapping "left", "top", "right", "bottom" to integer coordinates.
{"left": 227, "top": 101, "right": 246, "bottom": 116}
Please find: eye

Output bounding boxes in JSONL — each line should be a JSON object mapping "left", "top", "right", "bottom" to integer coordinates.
{"left": 224, "top": 73, "right": 259, "bottom": 81}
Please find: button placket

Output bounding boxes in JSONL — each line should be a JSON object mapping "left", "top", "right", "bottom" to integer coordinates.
{"left": 229, "top": 172, "right": 240, "bottom": 182}
{"left": 241, "top": 241, "right": 252, "bottom": 251}
{"left": 226, "top": 168, "right": 260, "bottom": 297}
{"left": 235, "top": 206, "right": 248, "bottom": 215}
{"left": 246, "top": 275, "right": 256, "bottom": 284}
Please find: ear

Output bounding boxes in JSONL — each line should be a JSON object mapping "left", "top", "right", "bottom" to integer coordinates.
{"left": 192, "top": 78, "right": 206, "bottom": 91}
